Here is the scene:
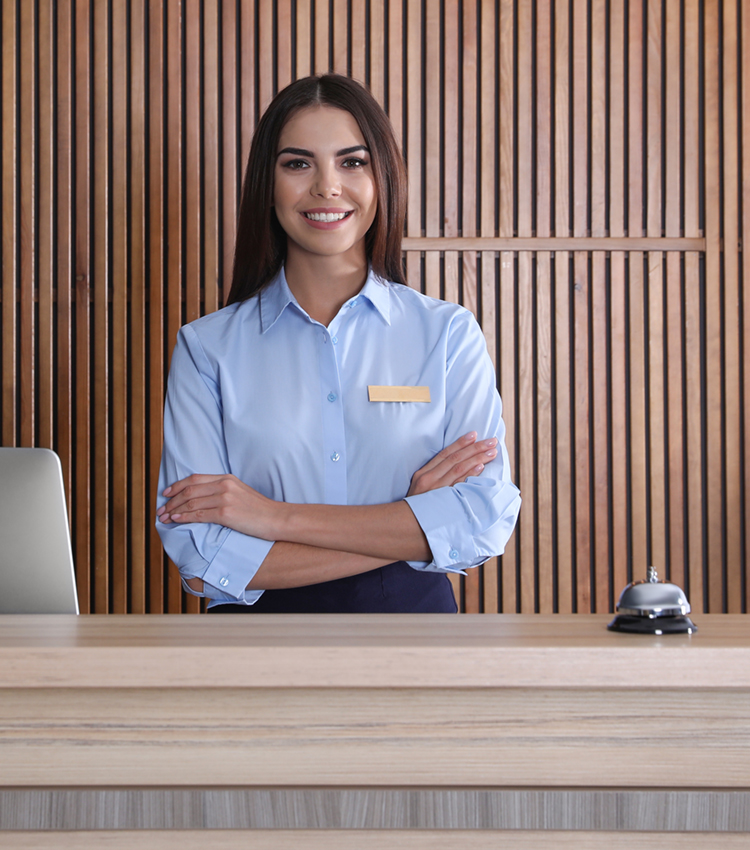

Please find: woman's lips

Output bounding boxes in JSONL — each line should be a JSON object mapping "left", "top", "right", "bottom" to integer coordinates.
{"left": 300, "top": 209, "right": 354, "bottom": 229}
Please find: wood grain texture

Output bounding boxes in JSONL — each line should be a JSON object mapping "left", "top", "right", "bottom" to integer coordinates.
{"left": 4, "top": 788, "right": 750, "bottom": 831}
{"left": 3, "top": 831, "right": 750, "bottom": 850}
{"left": 0, "top": 0, "right": 744, "bottom": 615}
{"left": 0, "top": 614, "right": 746, "bottom": 690}
{"left": 5, "top": 684, "right": 748, "bottom": 788}
{"left": 1, "top": 616, "right": 750, "bottom": 790}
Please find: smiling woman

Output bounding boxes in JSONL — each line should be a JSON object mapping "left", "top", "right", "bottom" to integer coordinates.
{"left": 272, "top": 106, "right": 378, "bottom": 321}
{"left": 155, "top": 75, "right": 521, "bottom": 614}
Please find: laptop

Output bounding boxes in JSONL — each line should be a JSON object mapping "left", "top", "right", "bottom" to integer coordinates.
{"left": 0, "top": 447, "right": 79, "bottom": 613}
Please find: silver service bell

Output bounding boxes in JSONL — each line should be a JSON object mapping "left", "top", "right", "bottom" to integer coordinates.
{"left": 607, "top": 566, "right": 697, "bottom": 634}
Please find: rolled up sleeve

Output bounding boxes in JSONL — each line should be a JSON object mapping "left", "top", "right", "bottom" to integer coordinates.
{"left": 404, "top": 309, "right": 521, "bottom": 573}
{"left": 156, "top": 326, "right": 271, "bottom": 605}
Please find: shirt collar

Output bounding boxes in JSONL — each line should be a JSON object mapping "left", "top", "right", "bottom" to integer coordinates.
{"left": 259, "top": 266, "right": 392, "bottom": 333}
{"left": 259, "top": 268, "right": 296, "bottom": 334}
{"left": 357, "top": 269, "right": 392, "bottom": 325}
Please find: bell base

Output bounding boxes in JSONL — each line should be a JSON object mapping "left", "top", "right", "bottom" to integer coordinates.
{"left": 607, "top": 614, "right": 697, "bottom": 634}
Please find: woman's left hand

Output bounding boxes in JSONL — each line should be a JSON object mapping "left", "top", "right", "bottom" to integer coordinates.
{"left": 157, "top": 473, "right": 280, "bottom": 539}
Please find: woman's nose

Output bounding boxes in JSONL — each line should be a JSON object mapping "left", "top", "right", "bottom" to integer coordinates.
{"left": 312, "top": 164, "right": 341, "bottom": 198}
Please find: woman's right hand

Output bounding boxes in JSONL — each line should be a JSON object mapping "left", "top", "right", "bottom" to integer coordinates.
{"left": 407, "top": 431, "right": 498, "bottom": 497}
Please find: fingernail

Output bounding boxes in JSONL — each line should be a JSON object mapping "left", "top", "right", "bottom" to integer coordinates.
{"left": 159, "top": 514, "right": 170, "bottom": 523}
{"left": 485, "top": 448, "right": 497, "bottom": 457}
{"left": 163, "top": 486, "right": 172, "bottom": 496}
{"left": 156, "top": 506, "right": 164, "bottom": 516}
{"left": 474, "top": 464, "right": 484, "bottom": 473}
{"left": 171, "top": 513, "right": 182, "bottom": 520}
{"left": 464, "top": 431, "right": 477, "bottom": 441}
{"left": 487, "top": 438, "right": 497, "bottom": 447}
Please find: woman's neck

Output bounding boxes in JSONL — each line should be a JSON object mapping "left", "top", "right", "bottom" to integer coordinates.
{"left": 284, "top": 250, "right": 369, "bottom": 326}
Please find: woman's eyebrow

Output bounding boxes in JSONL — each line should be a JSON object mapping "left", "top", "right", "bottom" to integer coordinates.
{"left": 277, "top": 146, "right": 314, "bottom": 158}
{"left": 336, "top": 144, "right": 369, "bottom": 156}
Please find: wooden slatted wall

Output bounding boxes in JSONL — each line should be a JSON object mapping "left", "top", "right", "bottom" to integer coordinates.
{"left": 0, "top": 0, "right": 747, "bottom": 613}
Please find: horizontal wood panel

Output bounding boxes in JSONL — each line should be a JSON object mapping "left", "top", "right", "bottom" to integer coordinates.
{"left": 0, "top": 614, "right": 746, "bottom": 689}
{"left": 0, "top": 0, "right": 746, "bottom": 613}
{"left": 2, "top": 686, "right": 749, "bottom": 787}
{"left": 4, "top": 789, "right": 750, "bottom": 831}
{"left": 3, "top": 831, "right": 750, "bottom": 850}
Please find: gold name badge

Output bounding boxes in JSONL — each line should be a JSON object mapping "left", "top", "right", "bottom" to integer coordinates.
{"left": 368, "top": 385, "right": 431, "bottom": 403}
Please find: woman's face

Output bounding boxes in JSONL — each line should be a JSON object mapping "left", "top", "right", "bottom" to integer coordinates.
{"left": 273, "top": 105, "right": 377, "bottom": 266}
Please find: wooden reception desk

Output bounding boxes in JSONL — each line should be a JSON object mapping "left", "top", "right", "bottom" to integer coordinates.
{"left": 0, "top": 614, "right": 749, "bottom": 848}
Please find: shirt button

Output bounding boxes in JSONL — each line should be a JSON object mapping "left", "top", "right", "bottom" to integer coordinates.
{"left": 219, "top": 577, "right": 229, "bottom": 587}
{"left": 332, "top": 336, "right": 338, "bottom": 344}
{"left": 449, "top": 549, "right": 459, "bottom": 560}
{"left": 331, "top": 452, "right": 340, "bottom": 462}
{"left": 327, "top": 392, "right": 337, "bottom": 403}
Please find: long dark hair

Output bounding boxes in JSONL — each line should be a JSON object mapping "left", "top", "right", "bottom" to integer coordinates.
{"left": 227, "top": 75, "right": 407, "bottom": 305}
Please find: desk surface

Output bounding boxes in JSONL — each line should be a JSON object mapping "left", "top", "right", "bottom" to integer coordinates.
{"left": 0, "top": 613, "right": 748, "bottom": 688}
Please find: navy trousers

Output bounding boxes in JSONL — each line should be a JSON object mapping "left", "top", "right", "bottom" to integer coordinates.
{"left": 206, "top": 561, "right": 458, "bottom": 614}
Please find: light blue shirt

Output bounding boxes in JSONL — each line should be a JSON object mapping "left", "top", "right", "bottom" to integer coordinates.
{"left": 156, "top": 268, "right": 521, "bottom": 605}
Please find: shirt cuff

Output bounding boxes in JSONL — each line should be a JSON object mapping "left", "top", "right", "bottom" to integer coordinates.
{"left": 404, "top": 477, "right": 521, "bottom": 571}
{"left": 198, "top": 528, "right": 273, "bottom": 604}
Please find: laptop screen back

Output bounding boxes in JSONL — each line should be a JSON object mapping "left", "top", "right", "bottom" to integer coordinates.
{"left": 0, "top": 448, "right": 79, "bottom": 614}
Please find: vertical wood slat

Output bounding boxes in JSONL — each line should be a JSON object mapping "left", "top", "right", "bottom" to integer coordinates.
{"left": 553, "top": 0, "right": 572, "bottom": 613}
{"left": 0, "top": 0, "right": 745, "bottom": 615}
{"left": 721, "top": 0, "right": 742, "bottom": 612}
{"left": 496, "top": 0, "right": 515, "bottom": 611}
{"left": 442, "top": 0, "right": 459, "bottom": 310}
{"left": 129, "top": 0, "right": 147, "bottom": 613}
{"left": 664, "top": 0, "right": 685, "bottom": 591}
{"left": 350, "top": 0, "right": 366, "bottom": 84}
{"left": 572, "top": 0, "right": 590, "bottom": 612}
{"left": 535, "top": 0, "right": 554, "bottom": 614}
{"left": 516, "top": 0, "right": 534, "bottom": 613}
{"left": 147, "top": 0, "right": 167, "bottom": 614}
{"left": 257, "top": 0, "right": 273, "bottom": 110}
{"left": 73, "top": 0, "right": 92, "bottom": 612}
{"left": 331, "top": 0, "right": 347, "bottom": 76}
{"left": 181, "top": 0, "right": 202, "bottom": 617}
{"left": 646, "top": 0, "right": 666, "bottom": 587}
{"left": 1, "top": 0, "right": 15, "bottom": 447}
{"left": 18, "top": 0, "right": 33, "bottom": 450}
{"left": 56, "top": 1, "right": 74, "bottom": 521}
{"left": 423, "top": 0, "right": 440, "bottom": 302}
{"left": 627, "top": 0, "right": 648, "bottom": 595}
{"left": 683, "top": 0, "right": 703, "bottom": 612}
{"left": 704, "top": 0, "right": 723, "bottom": 612}
{"left": 37, "top": 2, "right": 54, "bottom": 451}
{"left": 608, "top": 0, "right": 628, "bottom": 604}
{"left": 313, "top": 0, "right": 329, "bottom": 76}
{"left": 590, "top": 0, "right": 608, "bottom": 612}
{"left": 92, "top": 0, "right": 109, "bottom": 613}
{"left": 368, "top": 0, "right": 384, "bottom": 106}
{"left": 295, "top": 0, "right": 311, "bottom": 79}
{"left": 404, "top": 0, "right": 421, "bottom": 292}
{"left": 165, "top": 0, "right": 183, "bottom": 613}
{"left": 276, "top": 0, "right": 293, "bottom": 89}
{"left": 111, "top": 0, "right": 128, "bottom": 613}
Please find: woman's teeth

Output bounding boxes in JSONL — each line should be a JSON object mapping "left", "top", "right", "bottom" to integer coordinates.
{"left": 304, "top": 211, "right": 350, "bottom": 222}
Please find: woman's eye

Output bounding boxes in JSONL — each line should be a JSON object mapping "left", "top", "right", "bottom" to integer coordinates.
{"left": 282, "top": 159, "right": 309, "bottom": 170}
{"left": 342, "top": 157, "right": 367, "bottom": 169}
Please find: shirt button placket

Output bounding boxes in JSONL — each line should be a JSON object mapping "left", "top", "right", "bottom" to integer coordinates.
{"left": 319, "top": 328, "right": 347, "bottom": 504}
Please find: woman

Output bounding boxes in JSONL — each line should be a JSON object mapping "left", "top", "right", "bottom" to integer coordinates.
{"left": 156, "top": 74, "right": 520, "bottom": 613}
